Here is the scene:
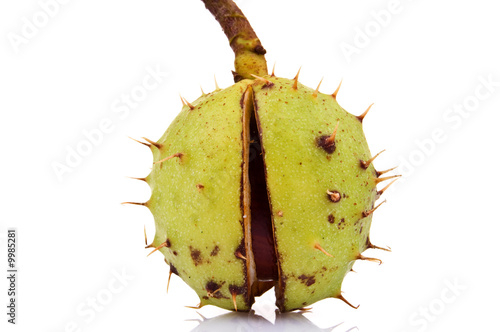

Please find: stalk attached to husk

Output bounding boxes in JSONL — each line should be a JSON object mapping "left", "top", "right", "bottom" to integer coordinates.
{"left": 201, "top": 0, "right": 268, "bottom": 81}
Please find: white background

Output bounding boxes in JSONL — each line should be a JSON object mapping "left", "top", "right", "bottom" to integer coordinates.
{"left": 1, "top": 0, "right": 499, "bottom": 331}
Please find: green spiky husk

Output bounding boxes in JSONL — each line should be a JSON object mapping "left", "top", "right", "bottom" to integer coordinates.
{"left": 143, "top": 76, "right": 380, "bottom": 312}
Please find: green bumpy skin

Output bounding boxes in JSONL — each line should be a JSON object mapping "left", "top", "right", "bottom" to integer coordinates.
{"left": 252, "top": 78, "right": 376, "bottom": 311}
{"left": 141, "top": 75, "right": 388, "bottom": 312}
{"left": 147, "top": 80, "right": 255, "bottom": 311}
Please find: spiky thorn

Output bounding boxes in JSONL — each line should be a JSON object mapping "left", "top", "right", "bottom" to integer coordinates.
{"left": 271, "top": 62, "right": 276, "bottom": 77}
{"left": 145, "top": 240, "right": 155, "bottom": 249}
{"left": 185, "top": 303, "right": 203, "bottom": 310}
{"left": 179, "top": 94, "right": 187, "bottom": 106}
{"left": 235, "top": 252, "right": 247, "bottom": 260}
{"left": 129, "top": 136, "right": 150, "bottom": 147}
{"left": 374, "top": 174, "right": 401, "bottom": 185}
{"left": 376, "top": 166, "right": 398, "bottom": 177}
{"left": 121, "top": 201, "right": 148, "bottom": 207}
{"left": 360, "top": 150, "right": 385, "bottom": 169}
{"left": 292, "top": 67, "right": 301, "bottom": 90}
{"left": 250, "top": 74, "right": 269, "bottom": 82}
{"left": 366, "top": 241, "right": 392, "bottom": 252}
{"left": 314, "top": 242, "right": 334, "bottom": 257}
{"left": 377, "top": 179, "right": 398, "bottom": 197}
{"left": 127, "top": 176, "right": 147, "bottom": 182}
{"left": 166, "top": 270, "right": 173, "bottom": 293}
{"left": 153, "top": 152, "right": 183, "bottom": 165}
{"left": 332, "top": 79, "right": 343, "bottom": 99}
{"left": 180, "top": 95, "right": 195, "bottom": 110}
{"left": 362, "top": 200, "right": 386, "bottom": 218}
{"left": 230, "top": 290, "right": 238, "bottom": 311}
{"left": 142, "top": 137, "right": 162, "bottom": 149}
{"left": 147, "top": 241, "right": 168, "bottom": 257}
{"left": 337, "top": 294, "right": 359, "bottom": 309}
{"left": 357, "top": 103, "right": 374, "bottom": 122}
{"left": 200, "top": 86, "right": 206, "bottom": 96}
{"left": 297, "top": 306, "right": 313, "bottom": 312}
{"left": 324, "top": 121, "right": 340, "bottom": 147}
{"left": 186, "top": 100, "right": 195, "bottom": 110}
{"left": 144, "top": 225, "right": 147, "bottom": 245}
{"left": 357, "top": 254, "right": 382, "bottom": 265}
{"left": 250, "top": 74, "right": 273, "bottom": 86}
{"left": 312, "top": 77, "right": 324, "bottom": 98}
{"left": 214, "top": 75, "right": 221, "bottom": 91}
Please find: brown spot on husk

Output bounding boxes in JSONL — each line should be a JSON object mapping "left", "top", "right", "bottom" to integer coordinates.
{"left": 261, "top": 82, "right": 274, "bottom": 89}
{"left": 169, "top": 263, "right": 179, "bottom": 276}
{"left": 228, "top": 284, "right": 245, "bottom": 295}
{"left": 190, "top": 246, "right": 203, "bottom": 266}
{"left": 205, "top": 281, "right": 227, "bottom": 299}
{"left": 316, "top": 135, "right": 336, "bottom": 154}
{"left": 239, "top": 91, "right": 246, "bottom": 109}
{"left": 210, "top": 246, "right": 220, "bottom": 256}
{"left": 298, "top": 274, "right": 316, "bottom": 286}
{"left": 234, "top": 238, "right": 246, "bottom": 260}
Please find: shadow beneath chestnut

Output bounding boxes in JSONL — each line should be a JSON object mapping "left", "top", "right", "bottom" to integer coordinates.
{"left": 188, "top": 310, "right": 358, "bottom": 332}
